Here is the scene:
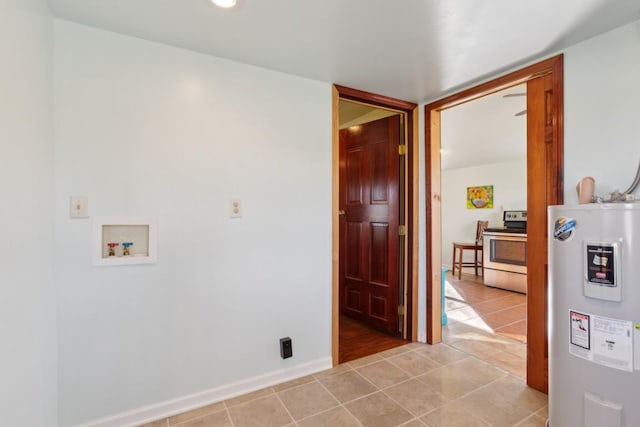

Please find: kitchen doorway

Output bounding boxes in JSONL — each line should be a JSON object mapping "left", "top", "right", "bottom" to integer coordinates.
{"left": 332, "top": 85, "right": 419, "bottom": 366}
{"left": 439, "top": 83, "right": 529, "bottom": 376}
{"left": 425, "top": 55, "right": 564, "bottom": 393}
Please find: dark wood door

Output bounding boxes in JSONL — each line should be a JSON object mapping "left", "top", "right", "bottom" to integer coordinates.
{"left": 339, "top": 115, "right": 401, "bottom": 335}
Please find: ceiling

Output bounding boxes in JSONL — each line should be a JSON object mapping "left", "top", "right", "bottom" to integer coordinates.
{"left": 441, "top": 84, "right": 526, "bottom": 170}
{"left": 47, "top": 0, "right": 640, "bottom": 104}
{"left": 338, "top": 100, "right": 398, "bottom": 129}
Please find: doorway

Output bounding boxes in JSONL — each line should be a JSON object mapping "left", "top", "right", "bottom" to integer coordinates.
{"left": 332, "top": 85, "right": 419, "bottom": 366}
{"left": 440, "top": 83, "right": 528, "bottom": 375}
{"left": 425, "top": 55, "right": 564, "bottom": 393}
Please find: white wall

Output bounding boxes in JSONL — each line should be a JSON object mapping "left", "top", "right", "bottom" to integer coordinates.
{"left": 54, "top": 21, "right": 332, "bottom": 426}
{"left": 0, "top": 0, "right": 56, "bottom": 425}
{"left": 441, "top": 159, "right": 527, "bottom": 267}
{"left": 563, "top": 20, "right": 640, "bottom": 202}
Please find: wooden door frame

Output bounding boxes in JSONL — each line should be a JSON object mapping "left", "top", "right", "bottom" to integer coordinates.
{"left": 424, "top": 55, "right": 563, "bottom": 392}
{"left": 332, "top": 84, "right": 419, "bottom": 366}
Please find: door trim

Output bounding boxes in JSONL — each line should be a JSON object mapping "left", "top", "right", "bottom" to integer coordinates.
{"left": 332, "top": 85, "right": 418, "bottom": 366}
{"left": 424, "top": 55, "right": 563, "bottom": 392}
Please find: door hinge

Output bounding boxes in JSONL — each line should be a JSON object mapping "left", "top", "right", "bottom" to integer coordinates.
{"left": 398, "top": 225, "right": 407, "bottom": 236}
{"left": 397, "top": 305, "right": 405, "bottom": 316}
{"left": 398, "top": 145, "right": 407, "bottom": 155}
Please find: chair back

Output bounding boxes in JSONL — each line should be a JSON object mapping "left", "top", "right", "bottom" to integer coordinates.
{"left": 475, "top": 220, "right": 489, "bottom": 244}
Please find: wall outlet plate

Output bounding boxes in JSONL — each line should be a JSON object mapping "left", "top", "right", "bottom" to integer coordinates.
{"left": 280, "top": 337, "right": 292, "bottom": 359}
{"left": 230, "top": 198, "right": 242, "bottom": 218}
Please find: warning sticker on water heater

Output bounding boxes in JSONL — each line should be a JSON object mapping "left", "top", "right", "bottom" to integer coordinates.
{"left": 570, "top": 311, "right": 590, "bottom": 350}
{"left": 569, "top": 310, "right": 633, "bottom": 372}
{"left": 585, "top": 244, "right": 616, "bottom": 287}
{"left": 635, "top": 325, "right": 640, "bottom": 372}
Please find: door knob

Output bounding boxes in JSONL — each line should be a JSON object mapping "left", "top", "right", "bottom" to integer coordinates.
{"left": 338, "top": 210, "right": 346, "bottom": 216}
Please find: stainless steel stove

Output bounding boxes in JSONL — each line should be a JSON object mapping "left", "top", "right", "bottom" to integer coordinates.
{"left": 484, "top": 210, "right": 527, "bottom": 234}
{"left": 483, "top": 210, "right": 527, "bottom": 293}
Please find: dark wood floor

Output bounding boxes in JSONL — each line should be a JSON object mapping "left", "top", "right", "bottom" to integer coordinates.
{"left": 339, "top": 315, "right": 407, "bottom": 363}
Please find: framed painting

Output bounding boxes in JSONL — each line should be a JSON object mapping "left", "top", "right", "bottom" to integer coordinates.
{"left": 467, "top": 185, "right": 493, "bottom": 209}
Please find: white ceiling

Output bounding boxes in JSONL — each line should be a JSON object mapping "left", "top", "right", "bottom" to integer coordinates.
{"left": 338, "top": 100, "right": 398, "bottom": 129}
{"left": 47, "top": 0, "right": 640, "bottom": 103}
{"left": 441, "top": 84, "right": 526, "bottom": 170}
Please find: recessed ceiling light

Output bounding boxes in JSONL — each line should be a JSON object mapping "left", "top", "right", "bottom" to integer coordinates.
{"left": 211, "top": 0, "right": 237, "bottom": 8}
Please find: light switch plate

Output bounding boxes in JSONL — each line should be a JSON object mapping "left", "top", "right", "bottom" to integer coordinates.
{"left": 70, "top": 196, "right": 89, "bottom": 218}
{"left": 230, "top": 199, "right": 242, "bottom": 218}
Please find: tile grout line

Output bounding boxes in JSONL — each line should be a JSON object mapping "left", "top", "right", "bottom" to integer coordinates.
{"left": 311, "top": 376, "right": 365, "bottom": 427}
{"left": 475, "top": 305, "right": 527, "bottom": 321}
{"left": 224, "top": 408, "right": 235, "bottom": 427}
{"left": 446, "top": 299, "right": 526, "bottom": 319}
{"left": 363, "top": 344, "right": 460, "bottom": 425}
{"left": 444, "top": 318, "right": 527, "bottom": 345}
{"left": 379, "top": 384, "right": 433, "bottom": 422}
{"left": 492, "top": 316, "right": 527, "bottom": 330}
{"left": 222, "top": 387, "right": 276, "bottom": 410}
{"left": 377, "top": 352, "right": 426, "bottom": 379}
{"left": 345, "top": 354, "right": 384, "bottom": 370}
{"left": 272, "top": 390, "right": 299, "bottom": 427}
{"left": 423, "top": 346, "right": 543, "bottom": 426}
{"left": 224, "top": 401, "right": 235, "bottom": 427}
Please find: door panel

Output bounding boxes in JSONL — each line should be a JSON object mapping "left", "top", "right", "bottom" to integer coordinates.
{"left": 346, "top": 148, "right": 364, "bottom": 204}
{"left": 339, "top": 115, "right": 401, "bottom": 335}
{"left": 371, "top": 141, "right": 389, "bottom": 203}
{"left": 370, "top": 295, "right": 387, "bottom": 320}
{"left": 345, "top": 222, "right": 363, "bottom": 279}
{"left": 370, "top": 222, "right": 389, "bottom": 284}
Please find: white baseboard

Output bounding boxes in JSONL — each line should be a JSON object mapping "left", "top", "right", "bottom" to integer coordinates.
{"left": 75, "top": 357, "right": 333, "bottom": 427}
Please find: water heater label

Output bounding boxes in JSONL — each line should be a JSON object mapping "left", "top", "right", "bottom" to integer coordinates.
{"left": 635, "top": 325, "right": 640, "bottom": 372}
{"left": 570, "top": 311, "right": 591, "bottom": 350}
{"left": 585, "top": 244, "right": 616, "bottom": 287}
{"left": 569, "top": 310, "right": 633, "bottom": 372}
{"left": 583, "top": 241, "right": 621, "bottom": 302}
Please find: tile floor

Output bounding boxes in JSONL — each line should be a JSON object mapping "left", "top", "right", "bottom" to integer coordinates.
{"left": 444, "top": 272, "right": 527, "bottom": 343}
{"left": 139, "top": 273, "right": 544, "bottom": 427}
{"left": 443, "top": 272, "right": 528, "bottom": 379}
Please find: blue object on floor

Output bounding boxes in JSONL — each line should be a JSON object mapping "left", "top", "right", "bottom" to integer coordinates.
{"left": 441, "top": 266, "right": 448, "bottom": 325}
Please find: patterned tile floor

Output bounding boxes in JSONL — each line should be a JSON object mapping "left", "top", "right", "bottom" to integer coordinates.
{"left": 139, "top": 273, "right": 543, "bottom": 427}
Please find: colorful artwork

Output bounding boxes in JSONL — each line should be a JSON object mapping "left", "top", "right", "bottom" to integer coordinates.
{"left": 467, "top": 185, "right": 493, "bottom": 209}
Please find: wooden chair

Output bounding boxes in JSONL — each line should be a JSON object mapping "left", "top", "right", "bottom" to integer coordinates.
{"left": 451, "top": 220, "right": 489, "bottom": 280}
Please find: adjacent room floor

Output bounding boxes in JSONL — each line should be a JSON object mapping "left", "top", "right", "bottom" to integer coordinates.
{"left": 139, "top": 272, "right": 545, "bottom": 427}
{"left": 442, "top": 271, "right": 528, "bottom": 378}
{"left": 339, "top": 315, "right": 407, "bottom": 364}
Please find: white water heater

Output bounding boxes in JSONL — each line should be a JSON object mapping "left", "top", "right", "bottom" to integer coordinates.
{"left": 548, "top": 204, "right": 640, "bottom": 427}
